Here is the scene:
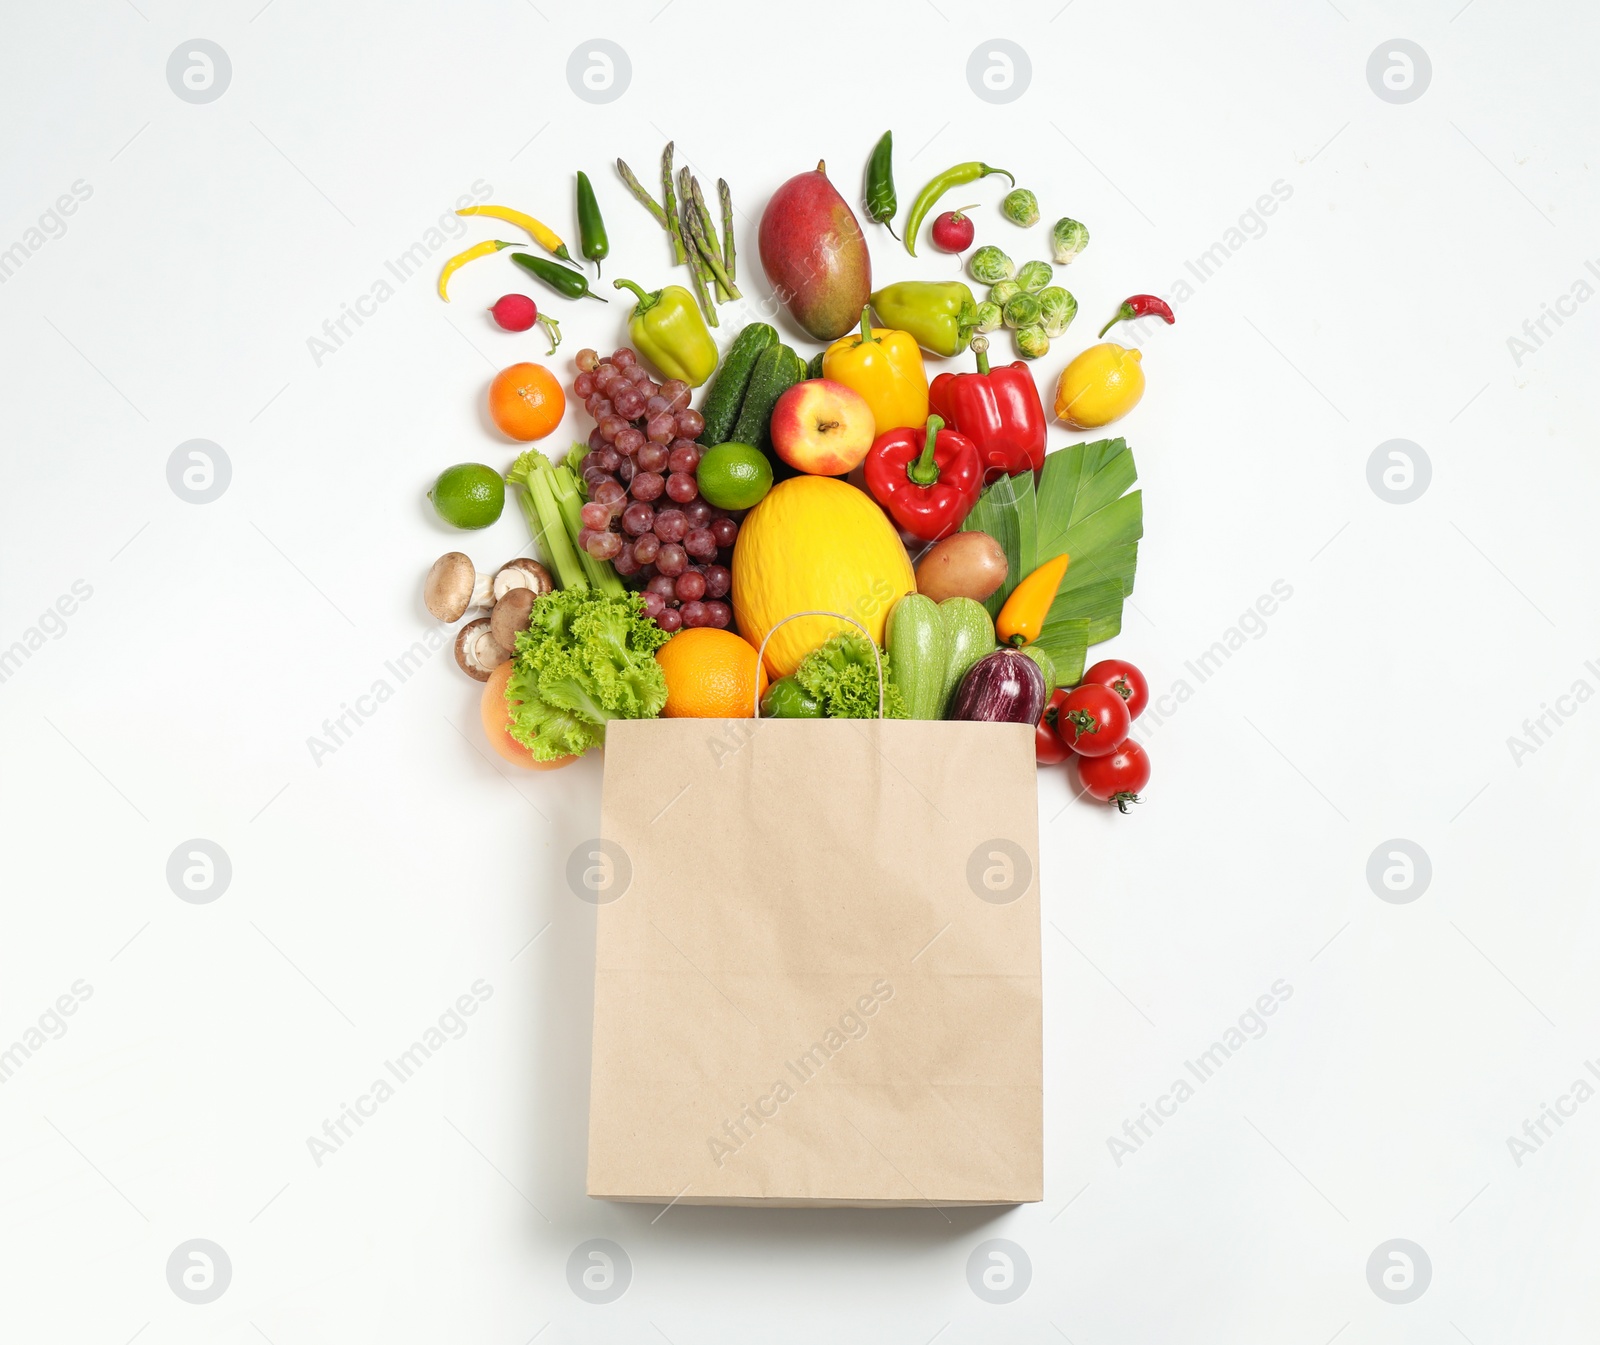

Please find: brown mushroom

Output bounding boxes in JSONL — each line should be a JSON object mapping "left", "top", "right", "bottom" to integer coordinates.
{"left": 424, "top": 553, "right": 493, "bottom": 622}
{"left": 453, "top": 617, "right": 511, "bottom": 681}
{"left": 490, "top": 587, "right": 537, "bottom": 651}
{"left": 492, "top": 557, "right": 553, "bottom": 601}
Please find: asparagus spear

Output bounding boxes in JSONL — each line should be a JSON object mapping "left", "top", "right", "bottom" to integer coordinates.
{"left": 616, "top": 158, "right": 668, "bottom": 229}
{"left": 682, "top": 206, "right": 741, "bottom": 301}
{"left": 661, "top": 143, "right": 686, "bottom": 266}
{"left": 679, "top": 203, "right": 719, "bottom": 327}
{"left": 718, "top": 178, "right": 736, "bottom": 286}
{"left": 681, "top": 168, "right": 728, "bottom": 302}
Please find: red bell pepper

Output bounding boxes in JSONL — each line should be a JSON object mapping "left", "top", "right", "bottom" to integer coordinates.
{"left": 927, "top": 336, "right": 1047, "bottom": 480}
{"left": 863, "top": 414, "right": 983, "bottom": 543}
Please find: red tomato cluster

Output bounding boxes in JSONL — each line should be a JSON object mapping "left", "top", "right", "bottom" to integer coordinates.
{"left": 1035, "top": 658, "right": 1152, "bottom": 812}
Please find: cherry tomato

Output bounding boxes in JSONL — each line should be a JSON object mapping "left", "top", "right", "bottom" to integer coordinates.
{"left": 1081, "top": 658, "right": 1149, "bottom": 720}
{"left": 1075, "top": 739, "right": 1150, "bottom": 812}
{"left": 1056, "top": 684, "right": 1130, "bottom": 757}
{"left": 1035, "top": 712, "right": 1070, "bottom": 765}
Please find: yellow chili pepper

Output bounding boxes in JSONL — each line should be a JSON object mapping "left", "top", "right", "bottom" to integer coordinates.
{"left": 457, "top": 205, "right": 572, "bottom": 262}
{"left": 437, "top": 239, "right": 514, "bottom": 301}
{"left": 997, "top": 552, "right": 1071, "bottom": 646}
{"left": 822, "top": 305, "right": 930, "bottom": 436}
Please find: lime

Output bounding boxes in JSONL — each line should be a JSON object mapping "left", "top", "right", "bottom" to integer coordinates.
{"left": 696, "top": 442, "right": 772, "bottom": 510}
{"left": 430, "top": 462, "right": 505, "bottom": 530}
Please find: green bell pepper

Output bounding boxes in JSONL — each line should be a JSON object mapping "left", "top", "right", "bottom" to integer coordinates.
{"left": 869, "top": 281, "right": 980, "bottom": 359}
{"left": 613, "top": 277, "right": 719, "bottom": 387}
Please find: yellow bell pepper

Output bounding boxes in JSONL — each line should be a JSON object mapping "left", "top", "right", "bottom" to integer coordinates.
{"left": 822, "top": 306, "right": 929, "bottom": 436}
{"left": 997, "top": 553, "right": 1070, "bottom": 646}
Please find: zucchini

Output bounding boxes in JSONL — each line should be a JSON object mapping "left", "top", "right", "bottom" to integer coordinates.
{"left": 806, "top": 349, "right": 826, "bottom": 380}
{"left": 936, "top": 597, "right": 996, "bottom": 718}
{"left": 885, "top": 595, "right": 947, "bottom": 720}
{"left": 696, "top": 323, "right": 777, "bottom": 446}
{"left": 1019, "top": 644, "right": 1056, "bottom": 699}
{"left": 733, "top": 343, "right": 806, "bottom": 457}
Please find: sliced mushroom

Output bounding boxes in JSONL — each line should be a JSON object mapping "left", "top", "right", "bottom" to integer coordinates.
{"left": 424, "top": 553, "right": 493, "bottom": 622}
{"left": 493, "top": 557, "right": 553, "bottom": 601}
{"left": 454, "top": 617, "right": 511, "bottom": 681}
{"left": 490, "top": 587, "right": 537, "bottom": 651}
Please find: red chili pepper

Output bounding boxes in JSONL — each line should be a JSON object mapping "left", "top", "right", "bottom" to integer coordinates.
{"left": 926, "top": 337, "right": 1047, "bottom": 480}
{"left": 1099, "top": 294, "right": 1176, "bottom": 338}
{"left": 862, "top": 413, "right": 983, "bottom": 543}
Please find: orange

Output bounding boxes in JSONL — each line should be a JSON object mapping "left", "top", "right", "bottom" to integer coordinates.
{"left": 481, "top": 660, "right": 577, "bottom": 769}
{"left": 655, "top": 628, "right": 768, "bottom": 719}
{"left": 489, "top": 362, "right": 565, "bottom": 441}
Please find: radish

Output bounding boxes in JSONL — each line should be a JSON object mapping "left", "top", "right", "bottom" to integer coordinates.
{"left": 929, "top": 204, "right": 979, "bottom": 254}
{"left": 489, "top": 293, "right": 538, "bottom": 332}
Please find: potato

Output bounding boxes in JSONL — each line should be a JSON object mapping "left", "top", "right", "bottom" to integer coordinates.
{"left": 914, "top": 531, "right": 1008, "bottom": 603}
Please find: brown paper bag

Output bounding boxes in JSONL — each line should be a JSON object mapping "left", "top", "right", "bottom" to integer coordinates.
{"left": 586, "top": 714, "right": 1042, "bottom": 1208}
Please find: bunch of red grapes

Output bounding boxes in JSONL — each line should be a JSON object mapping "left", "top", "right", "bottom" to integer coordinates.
{"left": 572, "top": 346, "right": 737, "bottom": 633}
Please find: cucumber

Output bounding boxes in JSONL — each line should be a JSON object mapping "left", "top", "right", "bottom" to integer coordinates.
{"left": 697, "top": 323, "right": 778, "bottom": 445}
{"left": 885, "top": 595, "right": 947, "bottom": 721}
{"left": 733, "top": 343, "right": 805, "bottom": 457}
{"left": 936, "top": 597, "right": 997, "bottom": 718}
{"left": 806, "top": 349, "right": 826, "bottom": 380}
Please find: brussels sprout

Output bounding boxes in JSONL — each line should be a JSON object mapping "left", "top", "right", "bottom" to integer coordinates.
{"left": 1050, "top": 217, "right": 1090, "bottom": 265}
{"left": 989, "top": 279, "right": 1022, "bottom": 307}
{"left": 1003, "top": 293, "right": 1042, "bottom": 330}
{"left": 1001, "top": 188, "right": 1040, "bottom": 228}
{"left": 1037, "top": 286, "right": 1078, "bottom": 338}
{"left": 1015, "top": 326, "right": 1050, "bottom": 360}
{"left": 968, "top": 245, "right": 1015, "bottom": 285}
{"left": 1015, "top": 260, "right": 1053, "bottom": 294}
{"left": 972, "top": 300, "right": 1004, "bottom": 334}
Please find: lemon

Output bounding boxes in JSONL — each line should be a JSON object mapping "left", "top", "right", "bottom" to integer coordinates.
{"left": 430, "top": 462, "right": 505, "bottom": 530}
{"left": 696, "top": 442, "right": 773, "bottom": 510}
{"left": 1053, "top": 343, "right": 1145, "bottom": 429}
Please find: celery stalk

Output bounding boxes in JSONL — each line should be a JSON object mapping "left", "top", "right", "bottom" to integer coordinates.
{"left": 551, "top": 464, "right": 625, "bottom": 598}
{"left": 524, "top": 465, "right": 588, "bottom": 590}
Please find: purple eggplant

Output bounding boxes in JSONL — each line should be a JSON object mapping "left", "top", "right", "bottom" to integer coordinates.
{"left": 951, "top": 649, "right": 1046, "bottom": 724}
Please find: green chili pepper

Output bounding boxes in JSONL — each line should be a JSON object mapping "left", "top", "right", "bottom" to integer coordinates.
{"left": 865, "top": 130, "right": 898, "bottom": 240}
{"left": 903, "top": 160, "right": 1015, "bottom": 258}
{"left": 510, "top": 252, "right": 607, "bottom": 302}
{"left": 575, "top": 171, "right": 608, "bottom": 276}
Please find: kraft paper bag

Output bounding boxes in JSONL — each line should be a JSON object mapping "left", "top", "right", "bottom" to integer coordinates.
{"left": 586, "top": 716, "right": 1042, "bottom": 1208}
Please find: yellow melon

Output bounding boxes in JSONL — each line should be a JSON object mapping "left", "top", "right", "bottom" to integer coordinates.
{"left": 732, "top": 476, "right": 916, "bottom": 678}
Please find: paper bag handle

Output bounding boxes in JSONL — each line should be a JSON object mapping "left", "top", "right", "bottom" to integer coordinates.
{"left": 751, "top": 611, "right": 885, "bottom": 720}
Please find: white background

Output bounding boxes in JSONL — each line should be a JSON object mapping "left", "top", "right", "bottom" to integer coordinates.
{"left": 3, "top": 1, "right": 1598, "bottom": 1340}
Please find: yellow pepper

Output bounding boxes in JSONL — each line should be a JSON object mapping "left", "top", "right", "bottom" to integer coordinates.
{"left": 997, "top": 553, "right": 1070, "bottom": 646}
{"left": 437, "top": 239, "right": 514, "bottom": 301}
{"left": 822, "top": 306, "right": 929, "bottom": 436}
{"left": 457, "top": 205, "right": 572, "bottom": 262}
